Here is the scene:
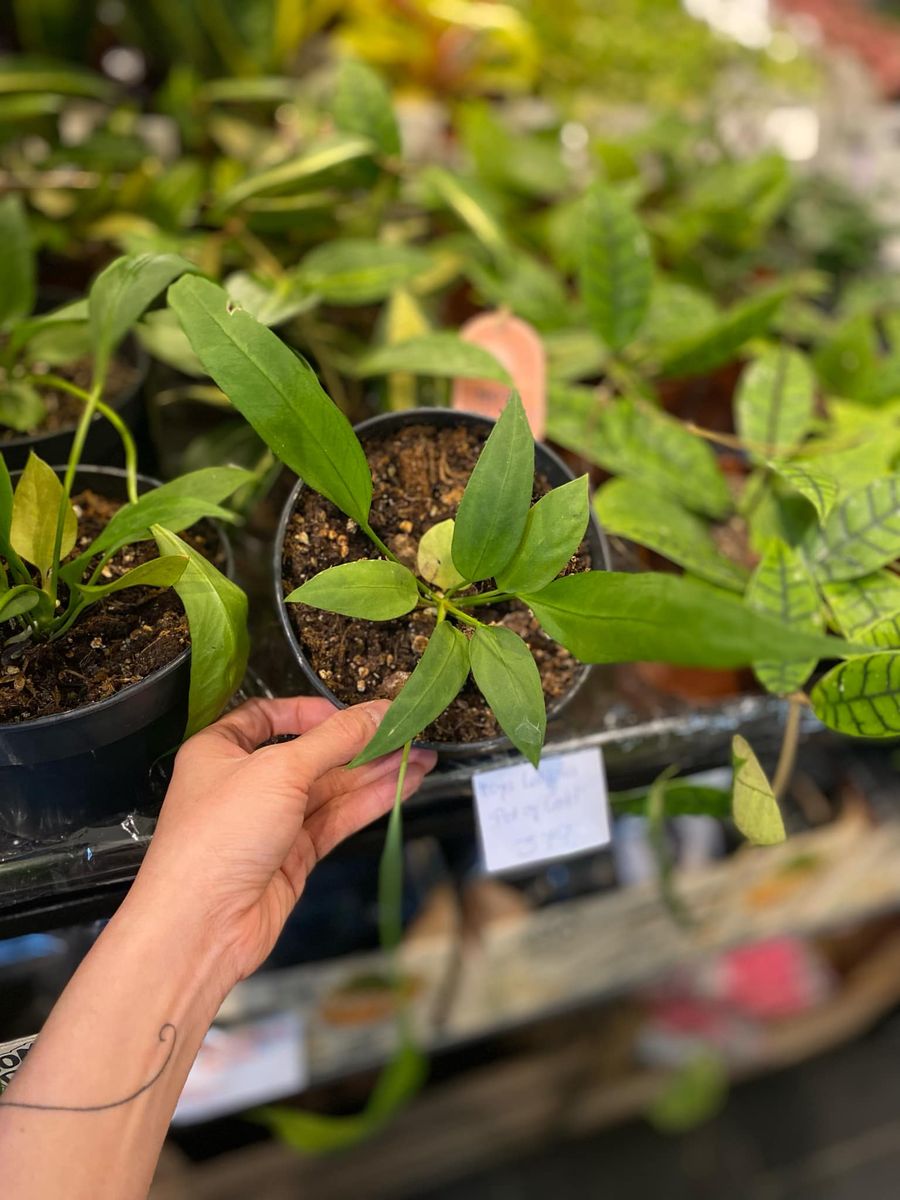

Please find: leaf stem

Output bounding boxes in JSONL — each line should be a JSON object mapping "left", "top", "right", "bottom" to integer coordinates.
{"left": 453, "top": 589, "right": 514, "bottom": 609}
{"left": 47, "top": 380, "right": 102, "bottom": 605}
{"left": 772, "top": 695, "right": 803, "bottom": 802}
{"left": 378, "top": 740, "right": 411, "bottom": 957}
{"left": 445, "top": 602, "right": 484, "bottom": 629}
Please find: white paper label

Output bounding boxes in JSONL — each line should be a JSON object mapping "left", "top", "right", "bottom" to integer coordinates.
{"left": 173, "top": 1012, "right": 306, "bottom": 1125}
{"left": 473, "top": 747, "right": 611, "bottom": 874}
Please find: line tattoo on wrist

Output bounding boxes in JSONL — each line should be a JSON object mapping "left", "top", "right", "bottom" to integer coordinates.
{"left": 0, "top": 1023, "right": 177, "bottom": 1113}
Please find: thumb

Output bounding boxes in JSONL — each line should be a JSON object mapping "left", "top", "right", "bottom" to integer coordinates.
{"left": 284, "top": 700, "right": 392, "bottom": 786}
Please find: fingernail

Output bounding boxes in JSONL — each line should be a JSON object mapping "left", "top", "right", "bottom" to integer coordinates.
{"left": 361, "top": 699, "right": 391, "bottom": 729}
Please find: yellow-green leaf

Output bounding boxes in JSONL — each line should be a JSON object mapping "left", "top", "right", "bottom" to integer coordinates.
{"left": 10, "top": 454, "right": 77, "bottom": 581}
{"left": 731, "top": 734, "right": 785, "bottom": 845}
{"left": 417, "top": 520, "right": 465, "bottom": 591}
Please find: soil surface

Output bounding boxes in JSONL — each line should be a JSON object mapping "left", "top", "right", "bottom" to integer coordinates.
{"left": 0, "top": 354, "right": 138, "bottom": 441}
{"left": 0, "top": 491, "right": 217, "bottom": 723}
{"left": 282, "top": 423, "right": 591, "bottom": 745}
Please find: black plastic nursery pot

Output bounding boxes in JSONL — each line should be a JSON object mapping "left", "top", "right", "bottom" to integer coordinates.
{"left": 274, "top": 407, "right": 610, "bottom": 759}
{"left": 0, "top": 466, "right": 233, "bottom": 841}
{"left": 0, "top": 336, "right": 149, "bottom": 474}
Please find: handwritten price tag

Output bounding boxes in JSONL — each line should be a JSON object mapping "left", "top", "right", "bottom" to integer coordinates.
{"left": 473, "top": 748, "right": 611, "bottom": 874}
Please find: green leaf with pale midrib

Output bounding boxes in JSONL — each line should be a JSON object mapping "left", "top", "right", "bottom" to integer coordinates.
{"left": 355, "top": 333, "right": 511, "bottom": 383}
{"left": 579, "top": 183, "right": 652, "bottom": 352}
{"left": 657, "top": 287, "right": 787, "bottom": 379}
{"left": 811, "top": 653, "right": 900, "bottom": 737}
{"left": 220, "top": 135, "right": 375, "bottom": 209}
{"left": 469, "top": 625, "right": 546, "bottom": 766}
{"left": 285, "top": 560, "right": 418, "bottom": 620}
{"left": 731, "top": 735, "right": 785, "bottom": 845}
{"left": 808, "top": 476, "right": 900, "bottom": 582}
{"left": 594, "top": 478, "right": 747, "bottom": 592}
{"left": 522, "top": 570, "right": 854, "bottom": 668}
{"left": 734, "top": 346, "right": 815, "bottom": 457}
{"left": 745, "top": 539, "right": 821, "bottom": 694}
{"left": 497, "top": 476, "right": 589, "bottom": 595}
{"left": 768, "top": 460, "right": 839, "bottom": 521}
{"left": 298, "top": 240, "right": 431, "bottom": 306}
{"left": 452, "top": 394, "right": 534, "bottom": 582}
{"left": 74, "top": 555, "right": 188, "bottom": 600}
{"left": 351, "top": 621, "right": 470, "bottom": 766}
{"left": 169, "top": 276, "right": 372, "bottom": 527}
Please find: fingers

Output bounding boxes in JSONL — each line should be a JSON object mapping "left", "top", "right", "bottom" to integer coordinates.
{"left": 273, "top": 700, "right": 393, "bottom": 786}
{"left": 188, "top": 696, "right": 339, "bottom": 755}
{"left": 307, "top": 746, "right": 437, "bottom": 814}
{"left": 304, "top": 759, "right": 431, "bottom": 862}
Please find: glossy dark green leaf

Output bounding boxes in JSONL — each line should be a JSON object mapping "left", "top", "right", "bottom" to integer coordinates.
{"left": 89, "top": 252, "right": 196, "bottom": 377}
{"left": 0, "top": 382, "right": 45, "bottom": 433}
{"left": 74, "top": 555, "right": 188, "bottom": 601}
{"left": 658, "top": 287, "right": 787, "bottom": 379}
{"left": 731, "top": 735, "right": 785, "bottom": 845}
{"left": 595, "top": 479, "right": 747, "bottom": 592}
{"left": 811, "top": 653, "right": 900, "bottom": 737}
{"left": 285, "top": 560, "right": 418, "bottom": 620}
{"left": 547, "top": 391, "right": 731, "bottom": 519}
{"left": 0, "top": 584, "right": 42, "bottom": 623}
{"left": 734, "top": 346, "right": 815, "bottom": 457}
{"left": 169, "top": 276, "right": 373, "bottom": 527}
{"left": 351, "top": 622, "right": 470, "bottom": 767}
{"left": 452, "top": 393, "right": 534, "bottom": 582}
{"left": 522, "top": 570, "right": 851, "bottom": 667}
{"left": 808, "top": 476, "right": 900, "bottom": 582}
{"left": 745, "top": 539, "right": 821, "bottom": 694}
{"left": 356, "top": 332, "right": 511, "bottom": 384}
{"left": 10, "top": 453, "right": 76, "bottom": 580}
{"left": 0, "top": 194, "right": 35, "bottom": 330}
{"left": 331, "top": 59, "right": 400, "bottom": 158}
{"left": 299, "top": 240, "right": 431, "bottom": 306}
{"left": 579, "top": 183, "right": 652, "bottom": 352}
{"left": 220, "top": 135, "right": 374, "bottom": 209}
{"left": 152, "top": 525, "right": 249, "bottom": 738}
{"left": 824, "top": 571, "right": 900, "bottom": 647}
{"left": 496, "top": 476, "right": 589, "bottom": 595}
{"left": 469, "top": 625, "right": 546, "bottom": 766}
{"left": 417, "top": 519, "right": 465, "bottom": 591}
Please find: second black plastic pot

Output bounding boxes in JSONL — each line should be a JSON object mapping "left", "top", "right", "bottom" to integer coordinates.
{"left": 274, "top": 407, "right": 610, "bottom": 760}
{"left": 0, "top": 466, "right": 233, "bottom": 841}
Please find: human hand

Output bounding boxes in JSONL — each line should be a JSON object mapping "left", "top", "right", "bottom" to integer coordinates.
{"left": 130, "top": 697, "right": 437, "bottom": 991}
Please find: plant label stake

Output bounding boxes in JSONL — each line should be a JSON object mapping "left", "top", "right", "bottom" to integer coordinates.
{"left": 473, "top": 747, "right": 611, "bottom": 874}
{"left": 452, "top": 310, "right": 547, "bottom": 437}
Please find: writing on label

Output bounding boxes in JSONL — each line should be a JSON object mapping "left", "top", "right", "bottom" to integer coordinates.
{"left": 473, "top": 747, "right": 611, "bottom": 874}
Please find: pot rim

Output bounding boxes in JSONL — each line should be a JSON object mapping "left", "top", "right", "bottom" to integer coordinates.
{"left": 0, "top": 464, "right": 232, "bottom": 736}
{"left": 0, "top": 332, "right": 149, "bottom": 453}
{"left": 274, "top": 406, "right": 610, "bottom": 757}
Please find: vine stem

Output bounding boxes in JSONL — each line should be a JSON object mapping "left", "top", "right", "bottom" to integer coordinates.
{"left": 772, "top": 695, "right": 803, "bottom": 802}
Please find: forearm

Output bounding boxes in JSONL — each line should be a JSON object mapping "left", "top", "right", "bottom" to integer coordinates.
{"left": 0, "top": 883, "right": 230, "bottom": 1200}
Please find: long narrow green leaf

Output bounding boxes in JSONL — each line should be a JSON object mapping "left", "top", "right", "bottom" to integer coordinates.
{"left": 285, "top": 560, "right": 419, "bottom": 620}
{"left": 351, "top": 622, "right": 470, "bottom": 766}
{"left": 220, "top": 136, "right": 374, "bottom": 209}
{"left": 522, "top": 571, "right": 852, "bottom": 668}
{"left": 595, "top": 479, "right": 747, "bottom": 592}
{"left": 580, "top": 183, "right": 652, "bottom": 351}
{"left": 0, "top": 195, "right": 35, "bottom": 330}
{"left": 469, "top": 625, "right": 546, "bottom": 766}
{"left": 658, "top": 287, "right": 787, "bottom": 379}
{"left": 74, "top": 555, "right": 188, "bottom": 601}
{"left": 452, "top": 394, "right": 534, "bottom": 582}
{"left": 152, "top": 525, "right": 248, "bottom": 737}
{"left": 745, "top": 540, "right": 821, "bottom": 694}
{"left": 811, "top": 653, "right": 900, "bottom": 737}
{"left": 356, "top": 333, "right": 511, "bottom": 383}
{"left": 169, "top": 276, "right": 373, "bottom": 526}
{"left": 496, "top": 476, "right": 589, "bottom": 595}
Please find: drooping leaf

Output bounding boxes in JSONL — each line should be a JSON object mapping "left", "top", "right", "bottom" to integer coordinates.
{"left": 89, "top": 252, "right": 196, "bottom": 377}
{"left": 811, "top": 653, "right": 900, "bottom": 737}
{"left": 10, "top": 454, "right": 77, "bottom": 581}
{"left": 152, "top": 525, "right": 248, "bottom": 738}
{"left": 356, "top": 332, "right": 511, "bottom": 383}
{"left": 808, "top": 476, "right": 900, "bottom": 582}
{"left": 0, "top": 194, "right": 35, "bottom": 330}
{"left": 219, "top": 135, "right": 374, "bottom": 209}
{"left": 579, "top": 183, "right": 652, "bottom": 352}
{"left": 169, "top": 276, "right": 373, "bottom": 527}
{"left": 285, "top": 560, "right": 418, "bottom": 620}
{"left": 0, "top": 584, "right": 42, "bottom": 623}
{"left": 594, "top": 479, "right": 747, "bottom": 592}
{"left": 469, "top": 624, "right": 546, "bottom": 766}
{"left": 331, "top": 59, "right": 401, "bottom": 158}
{"left": 731, "top": 735, "right": 785, "bottom": 845}
{"left": 547, "top": 390, "right": 731, "bottom": 519}
{"left": 496, "top": 476, "right": 589, "bottom": 595}
{"left": 298, "top": 240, "right": 431, "bottom": 306}
{"left": 521, "top": 570, "right": 851, "bottom": 668}
{"left": 745, "top": 539, "right": 821, "bottom": 694}
{"left": 657, "top": 287, "right": 787, "bottom": 379}
{"left": 452, "top": 393, "right": 534, "bottom": 582}
{"left": 734, "top": 346, "right": 815, "bottom": 457}
{"left": 66, "top": 466, "right": 253, "bottom": 576}
{"left": 417, "top": 520, "right": 465, "bottom": 591}
{"left": 351, "top": 621, "right": 470, "bottom": 767}
{"left": 0, "top": 382, "right": 46, "bottom": 433}
{"left": 74, "top": 555, "right": 188, "bottom": 601}
{"left": 823, "top": 571, "right": 900, "bottom": 646}
{"left": 768, "top": 460, "right": 839, "bottom": 522}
